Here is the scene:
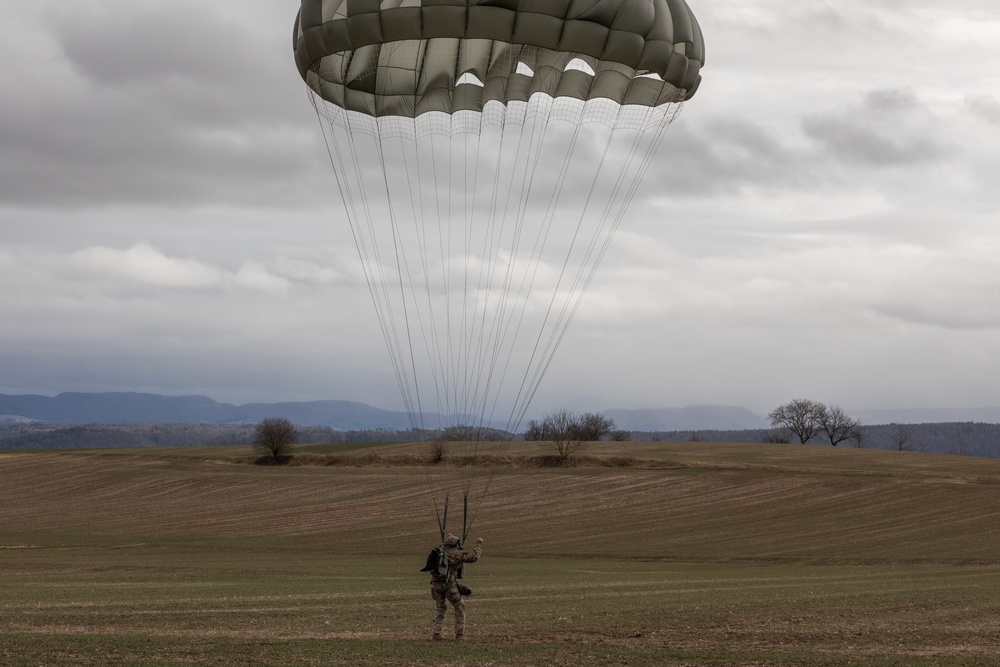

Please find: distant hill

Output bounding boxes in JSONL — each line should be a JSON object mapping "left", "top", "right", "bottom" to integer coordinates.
{"left": 3, "top": 391, "right": 998, "bottom": 441}
{"left": 0, "top": 394, "right": 771, "bottom": 432}
{"left": 0, "top": 392, "right": 437, "bottom": 430}
{"left": 605, "top": 405, "right": 767, "bottom": 431}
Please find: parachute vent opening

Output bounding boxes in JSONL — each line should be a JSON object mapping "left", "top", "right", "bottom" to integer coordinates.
{"left": 564, "top": 58, "right": 596, "bottom": 76}
{"left": 456, "top": 72, "right": 485, "bottom": 87}
{"left": 515, "top": 62, "right": 534, "bottom": 77}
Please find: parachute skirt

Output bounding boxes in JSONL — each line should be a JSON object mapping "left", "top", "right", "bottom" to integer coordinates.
{"left": 306, "top": 39, "right": 686, "bottom": 138}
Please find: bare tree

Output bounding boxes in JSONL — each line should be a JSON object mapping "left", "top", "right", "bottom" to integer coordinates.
{"left": 523, "top": 409, "right": 588, "bottom": 460}
{"left": 522, "top": 419, "right": 545, "bottom": 441}
{"left": 254, "top": 417, "right": 298, "bottom": 462}
{"left": 525, "top": 411, "right": 615, "bottom": 443}
{"left": 546, "top": 409, "right": 587, "bottom": 460}
{"left": 818, "top": 405, "right": 863, "bottom": 447}
{"left": 572, "top": 413, "right": 616, "bottom": 441}
{"left": 889, "top": 423, "right": 913, "bottom": 452}
{"left": 425, "top": 437, "right": 448, "bottom": 464}
{"left": 768, "top": 399, "right": 826, "bottom": 444}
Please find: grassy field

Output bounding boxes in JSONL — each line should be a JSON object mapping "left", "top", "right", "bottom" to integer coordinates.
{"left": 2, "top": 442, "right": 1000, "bottom": 666}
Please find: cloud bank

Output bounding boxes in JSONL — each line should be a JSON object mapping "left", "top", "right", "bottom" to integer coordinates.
{"left": 2, "top": 0, "right": 1000, "bottom": 418}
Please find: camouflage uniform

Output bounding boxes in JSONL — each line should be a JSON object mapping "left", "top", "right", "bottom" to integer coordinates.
{"left": 430, "top": 541, "right": 482, "bottom": 637}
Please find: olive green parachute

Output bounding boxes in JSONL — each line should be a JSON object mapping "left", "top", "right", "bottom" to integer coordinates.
{"left": 293, "top": 0, "right": 704, "bottom": 119}
{"left": 293, "top": 0, "right": 704, "bottom": 538}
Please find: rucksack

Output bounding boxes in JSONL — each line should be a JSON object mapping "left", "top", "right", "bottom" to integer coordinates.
{"left": 420, "top": 546, "right": 449, "bottom": 581}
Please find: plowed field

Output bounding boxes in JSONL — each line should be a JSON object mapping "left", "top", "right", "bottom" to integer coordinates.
{"left": 2, "top": 442, "right": 999, "bottom": 666}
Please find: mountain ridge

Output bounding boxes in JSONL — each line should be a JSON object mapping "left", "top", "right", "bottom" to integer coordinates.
{"left": 2, "top": 392, "right": 999, "bottom": 431}
{"left": 0, "top": 392, "right": 769, "bottom": 431}
{"left": 0, "top": 392, "right": 417, "bottom": 430}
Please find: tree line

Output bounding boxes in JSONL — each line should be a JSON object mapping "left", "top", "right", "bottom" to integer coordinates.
{"left": 5, "top": 407, "right": 996, "bottom": 459}
{"left": 251, "top": 410, "right": 627, "bottom": 464}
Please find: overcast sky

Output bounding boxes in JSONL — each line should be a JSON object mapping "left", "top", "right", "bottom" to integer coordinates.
{"left": 2, "top": 0, "right": 999, "bottom": 418}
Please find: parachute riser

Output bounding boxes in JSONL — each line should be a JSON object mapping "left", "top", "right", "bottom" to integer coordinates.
{"left": 462, "top": 493, "right": 469, "bottom": 543}
{"left": 437, "top": 491, "right": 472, "bottom": 545}
{"left": 438, "top": 493, "right": 449, "bottom": 543}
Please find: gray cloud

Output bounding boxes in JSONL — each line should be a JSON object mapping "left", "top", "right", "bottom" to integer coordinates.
{"left": 0, "top": 3, "right": 323, "bottom": 208}
{"left": 802, "top": 89, "right": 953, "bottom": 167}
{"left": 58, "top": 8, "right": 252, "bottom": 89}
{"left": 966, "top": 95, "right": 1000, "bottom": 126}
{"left": 644, "top": 116, "right": 816, "bottom": 198}
{"left": 874, "top": 301, "right": 1000, "bottom": 332}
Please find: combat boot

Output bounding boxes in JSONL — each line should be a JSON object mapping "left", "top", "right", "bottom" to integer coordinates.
{"left": 455, "top": 634, "right": 464, "bottom": 641}
{"left": 432, "top": 633, "right": 443, "bottom": 641}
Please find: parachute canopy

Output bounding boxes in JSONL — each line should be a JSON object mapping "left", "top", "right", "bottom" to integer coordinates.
{"left": 293, "top": 0, "right": 704, "bottom": 119}
{"left": 292, "top": 2, "right": 704, "bottom": 535}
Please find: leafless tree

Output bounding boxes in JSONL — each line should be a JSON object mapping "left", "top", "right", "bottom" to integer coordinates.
{"left": 522, "top": 419, "right": 546, "bottom": 441}
{"left": 546, "top": 409, "right": 587, "bottom": 460}
{"left": 522, "top": 409, "right": 587, "bottom": 460}
{"left": 768, "top": 399, "right": 826, "bottom": 444}
{"left": 818, "top": 405, "right": 863, "bottom": 447}
{"left": 254, "top": 417, "right": 298, "bottom": 462}
{"left": 573, "top": 412, "right": 616, "bottom": 441}
{"left": 427, "top": 439, "right": 447, "bottom": 464}
{"left": 889, "top": 423, "right": 913, "bottom": 452}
